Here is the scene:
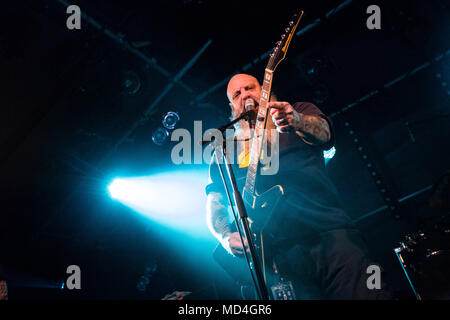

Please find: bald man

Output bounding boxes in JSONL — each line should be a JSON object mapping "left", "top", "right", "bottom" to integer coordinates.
{"left": 226, "top": 74, "right": 330, "bottom": 142}
{"left": 205, "top": 74, "right": 392, "bottom": 300}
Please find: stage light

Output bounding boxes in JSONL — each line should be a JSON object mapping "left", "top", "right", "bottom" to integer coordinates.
{"left": 121, "top": 70, "right": 141, "bottom": 95}
{"left": 108, "top": 178, "right": 135, "bottom": 200}
{"left": 152, "top": 127, "right": 169, "bottom": 146}
{"left": 323, "top": 146, "right": 336, "bottom": 160}
{"left": 162, "top": 111, "right": 180, "bottom": 130}
{"left": 107, "top": 170, "right": 212, "bottom": 237}
{"left": 323, "top": 146, "right": 336, "bottom": 165}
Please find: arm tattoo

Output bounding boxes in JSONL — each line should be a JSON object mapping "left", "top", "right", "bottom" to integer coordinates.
{"left": 206, "top": 192, "right": 231, "bottom": 240}
{"left": 296, "top": 114, "right": 331, "bottom": 145}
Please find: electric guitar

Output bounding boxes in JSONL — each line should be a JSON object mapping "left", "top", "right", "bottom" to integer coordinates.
{"left": 214, "top": 11, "right": 305, "bottom": 300}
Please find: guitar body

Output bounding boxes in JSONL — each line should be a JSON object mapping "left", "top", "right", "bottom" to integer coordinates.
{"left": 213, "top": 185, "right": 297, "bottom": 299}
{"left": 246, "top": 186, "right": 297, "bottom": 300}
{"left": 243, "top": 185, "right": 284, "bottom": 231}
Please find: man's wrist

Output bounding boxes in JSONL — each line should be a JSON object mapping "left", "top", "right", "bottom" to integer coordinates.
{"left": 293, "top": 111, "right": 303, "bottom": 131}
{"left": 220, "top": 232, "right": 233, "bottom": 255}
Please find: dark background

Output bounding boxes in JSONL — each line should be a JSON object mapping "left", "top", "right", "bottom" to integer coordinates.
{"left": 0, "top": 0, "right": 449, "bottom": 299}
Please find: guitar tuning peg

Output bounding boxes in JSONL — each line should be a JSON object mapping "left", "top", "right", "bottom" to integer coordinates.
{"left": 289, "top": 21, "right": 294, "bottom": 26}
{"left": 281, "top": 34, "right": 286, "bottom": 39}
{"left": 285, "top": 27, "right": 290, "bottom": 32}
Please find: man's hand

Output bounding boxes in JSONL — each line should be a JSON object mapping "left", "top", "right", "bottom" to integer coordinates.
{"left": 269, "top": 101, "right": 301, "bottom": 133}
{"left": 269, "top": 101, "right": 331, "bottom": 145}
{"left": 223, "top": 232, "right": 249, "bottom": 257}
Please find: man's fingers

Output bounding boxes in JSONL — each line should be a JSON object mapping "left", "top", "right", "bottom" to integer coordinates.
{"left": 231, "top": 247, "right": 251, "bottom": 257}
{"left": 272, "top": 112, "right": 286, "bottom": 120}
{"left": 276, "top": 125, "right": 292, "bottom": 133}
{"left": 268, "top": 101, "right": 289, "bottom": 109}
{"left": 227, "top": 233, "right": 252, "bottom": 257}
{"left": 269, "top": 106, "right": 282, "bottom": 113}
{"left": 235, "top": 239, "right": 248, "bottom": 248}
{"left": 229, "top": 234, "right": 248, "bottom": 248}
{"left": 277, "top": 118, "right": 289, "bottom": 126}
{"left": 270, "top": 108, "right": 278, "bottom": 116}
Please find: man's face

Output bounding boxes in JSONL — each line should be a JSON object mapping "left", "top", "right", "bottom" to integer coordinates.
{"left": 227, "top": 74, "right": 262, "bottom": 119}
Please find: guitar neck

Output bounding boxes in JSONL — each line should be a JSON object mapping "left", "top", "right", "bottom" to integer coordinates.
{"left": 244, "top": 69, "right": 274, "bottom": 195}
{"left": 242, "top": 10, "right": 304, "bottom": 197}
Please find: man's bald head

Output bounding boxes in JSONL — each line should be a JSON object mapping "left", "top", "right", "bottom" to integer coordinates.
{"left": 226, "top": 74, "right": 260, "bottom": 102}
{"left": 226, "top": 73, "right": 262, "bottom": 121}
{"left": 227, "top": 73, "right": 261, "bottom": 103}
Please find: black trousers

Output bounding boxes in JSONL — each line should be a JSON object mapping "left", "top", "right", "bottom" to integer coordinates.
{"left": 273, "top": 228, "right": 393, "bottom": 300}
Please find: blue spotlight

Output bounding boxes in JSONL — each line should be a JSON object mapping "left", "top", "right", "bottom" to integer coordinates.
{"left": 108, "top": 178, "right": 129, "bottom": 200}
{"left": 108, "top": 170, "right": 212, "bottom": 237}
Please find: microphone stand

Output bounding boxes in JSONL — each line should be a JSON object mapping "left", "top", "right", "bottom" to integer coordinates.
{"left": 201, "top": 110, "right": 270, "bottom": 300}
{"left": 199, "top": 110, "right": 255, "bottom": 146}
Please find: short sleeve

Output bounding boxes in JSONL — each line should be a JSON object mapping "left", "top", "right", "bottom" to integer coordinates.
{"left": 293, "top": 102, "right": 335, "bottom": 150}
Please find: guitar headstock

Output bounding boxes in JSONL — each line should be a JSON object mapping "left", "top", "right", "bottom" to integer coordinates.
{"left": 267, "top": 11, "right": 304, "bottom": 72}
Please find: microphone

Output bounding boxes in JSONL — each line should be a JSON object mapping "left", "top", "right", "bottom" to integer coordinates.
{"left": 244, "top": 98, "right": 257, "bottom": 128}
{"left": 198, "top": 109, "right": 256, "bottom": 146}
{"left": 244, "top": 98, "right": 256, "bottom": 112}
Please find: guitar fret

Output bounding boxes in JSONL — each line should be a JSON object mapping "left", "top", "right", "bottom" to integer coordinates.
{"left": 245, "top": 69, "right": 274, "bottom": 195}
{"left": 240, "top": 11, "right": 303, "bottom": 215}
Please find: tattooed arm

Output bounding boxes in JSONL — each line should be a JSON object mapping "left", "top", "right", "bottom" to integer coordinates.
{"left": 269, "top": 101, "right": 331, "bottom": 146}
{"left": 294, "top": 113, "right": 331, "bottom": 146}
{"left": 206, "top": 192, "right": 249, "bottom": 256}
{"left": 206, "top": 192, "right": 233, "bottom": 251}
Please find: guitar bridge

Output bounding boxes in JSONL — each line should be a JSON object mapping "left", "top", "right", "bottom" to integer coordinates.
{"left": 270, "top": 281, "right": 296, "bottom": 300}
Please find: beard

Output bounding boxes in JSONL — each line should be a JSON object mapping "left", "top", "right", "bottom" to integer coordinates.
{"left": 230, "top": 108, "right": 252, "bottom": 140}
{"left": 230, "top": 99, "right": 260, "bottom": 139}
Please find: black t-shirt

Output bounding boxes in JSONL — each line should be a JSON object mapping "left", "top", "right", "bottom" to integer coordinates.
{"left": 205, "top": 102, "right": 354, "bottom": 247}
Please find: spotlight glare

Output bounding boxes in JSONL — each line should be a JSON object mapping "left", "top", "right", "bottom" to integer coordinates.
{"left": 107, "top": 170, "right": 211, "bottom": 237}
{"left": 108, "top": 178, "right": 132, "bottom": 200}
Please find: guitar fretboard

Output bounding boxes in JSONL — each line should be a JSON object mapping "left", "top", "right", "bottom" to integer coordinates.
{"left": 244, "top": 69, "right": 273, "bottom": 195}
